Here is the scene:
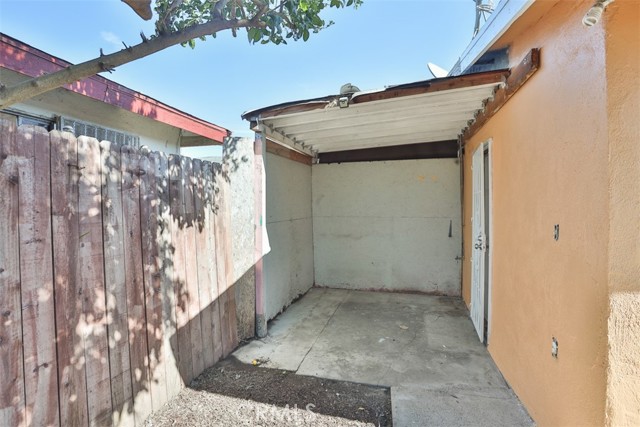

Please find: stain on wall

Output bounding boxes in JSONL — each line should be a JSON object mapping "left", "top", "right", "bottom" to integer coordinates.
{"left": 226, "top": 137, "right": 256, "bottom": 282}
{"left": 234, "top": 266, "right": 256, "bottom": 341}
{"left": 225, "top": 137, "right": 257, "bottom": 339}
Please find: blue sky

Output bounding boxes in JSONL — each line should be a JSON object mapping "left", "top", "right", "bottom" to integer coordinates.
{"left": 0, "top": 0, "right": 478, "bottom": 154}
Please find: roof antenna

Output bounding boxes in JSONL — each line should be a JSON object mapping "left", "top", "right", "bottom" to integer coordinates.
{"left": 474, "top": 0, "right": 495, "bottom": 37}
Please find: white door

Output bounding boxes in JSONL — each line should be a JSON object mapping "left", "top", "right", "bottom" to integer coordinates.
{"left": 471, "top": 145, "right": 486, "bottom": 342}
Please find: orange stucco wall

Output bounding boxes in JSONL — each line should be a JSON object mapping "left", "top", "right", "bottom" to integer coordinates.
{"left": 604, "top": 1, "right": 640, "bottom": 425}
{"left": 462, "top": 1, "right": 612, "bottom": 425}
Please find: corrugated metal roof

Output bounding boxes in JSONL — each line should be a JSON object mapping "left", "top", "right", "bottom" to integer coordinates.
{"left": 243, "top": 70, "right": 507, "bottom": 155}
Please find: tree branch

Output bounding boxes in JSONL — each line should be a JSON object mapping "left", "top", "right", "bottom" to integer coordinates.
{"left": 0, "top": 16, "right": 263, "bottom": 109}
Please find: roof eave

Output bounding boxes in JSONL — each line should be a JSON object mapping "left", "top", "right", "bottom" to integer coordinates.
{"left": 0, "top": 33, "right": 231, "bottom": 143}
{"left": 244, "top": 69, "right": 509, "bottom": 125}
{"left": 450, "top": 0, "right": 535, "bottom": 76}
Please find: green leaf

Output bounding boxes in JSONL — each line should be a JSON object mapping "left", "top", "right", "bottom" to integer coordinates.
{"left": 158, "top": 0, "right": 363, "bottom": 49}
{"left": 248, "top": 27, "right": 261, "bottom": 43}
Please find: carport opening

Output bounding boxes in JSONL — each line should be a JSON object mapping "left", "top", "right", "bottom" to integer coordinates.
{"left": 231, "top": 68, "right": 535, "bottom": 426}
{"left": 243, "top": 70, "right": 511, "bottom": 322}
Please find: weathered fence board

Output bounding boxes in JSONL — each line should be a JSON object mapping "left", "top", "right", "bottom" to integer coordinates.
{"left": 0, "top": 119, "right": 25, "bottom": 426}
{"left": 77, "top": 136, "right": 113, "bottom": 426}
{"left": 17, "top": 126, "right": 60, "bottom": 426}
{"left": 169, "top": 155, "right": 193, "bottom": 385}
{"left": 51, "top": 130, "right": 89, "bottom": 427}
{"left": 205, "top": 163, "right": 224, "bottom": 365}
{"left": 183, "top": 158, "right": 205, "bottom": 379}
{"left": 156, "top": 152, "right": 181, "bottom": 401}
{"left": 121, "top": 146, "right": 153, "bottom": 425}
{"left": 193, "top": 160, "right": 215, "bottom": 369}
{"left": 0, "top": 121, "right": 242, "bottom": 426}
{"left": 139, "top": 150, "right": 169, "bottom": 412}
{"left": 214, "top": 163, "right": 239, "bottom": 357}
{"left": 100, "top": 140, "right": 135, "bottom": 427}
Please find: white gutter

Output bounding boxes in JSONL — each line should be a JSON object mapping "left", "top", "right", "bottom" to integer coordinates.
{"left": 453, "top": 0, "right": 535, "bottom": 75}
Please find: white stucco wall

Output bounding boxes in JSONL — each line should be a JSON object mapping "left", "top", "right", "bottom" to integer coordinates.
{"left": 312, "top": 159, "right": 461, "bottom": 295}
{"left": 264, "top": 153, "right": 314, "bottom": 320}
{"left": 224, "top": 137, "right": 258, "bottom": 339}
{"left": 225, "top": 137, "right": 256, "bottom": 282}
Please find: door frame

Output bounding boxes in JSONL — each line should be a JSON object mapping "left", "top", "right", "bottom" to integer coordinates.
{"left": 484, "top": 139, "right": 493, "bottom": 345}
{"left": 470, "top": 139, "right": 493, "bottom": 345}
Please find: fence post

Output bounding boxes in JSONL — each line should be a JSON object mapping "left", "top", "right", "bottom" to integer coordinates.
{"left": 254, "top": 132, "right": 267, "bottom": 338}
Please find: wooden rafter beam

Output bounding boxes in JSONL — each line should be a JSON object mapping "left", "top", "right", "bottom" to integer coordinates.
{"left": 317, "top": 140, "right": 458, "bottom": 164}
{"left": 266, "top": 139, "right": 313, "bottom": 165}
{"left": 461, "top": 48, "right": 541, "bottom": 143}
{"left": 260, "top": 123, "right": 315, "bottom": 157}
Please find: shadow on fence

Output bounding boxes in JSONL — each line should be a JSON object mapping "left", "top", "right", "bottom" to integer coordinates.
{"left": 0, "top": 120, "right": 245, "bottom": 426}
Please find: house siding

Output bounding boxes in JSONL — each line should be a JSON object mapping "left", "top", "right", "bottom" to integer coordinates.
{"left": 462, "top": 0, "right": 609, "bottom": 425}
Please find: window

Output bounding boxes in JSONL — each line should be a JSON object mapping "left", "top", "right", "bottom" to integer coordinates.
{"left": 59, "top": 117, "right": 140, "bottom": 147}
{"left": 1, "top": 109, "right": 56, "bottom": 130}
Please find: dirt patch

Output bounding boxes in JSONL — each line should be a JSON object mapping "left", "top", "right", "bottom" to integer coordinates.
{"left": 146, "top": 357, "right": 392, "bottom": 426}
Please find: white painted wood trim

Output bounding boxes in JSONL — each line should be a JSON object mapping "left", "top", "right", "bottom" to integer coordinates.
{"left": 254, "top": 130, "right": 268, "bottom": 337}
{"left": 456, "top": 0, "right": 535, "bottom": 74}
{"left": 484, "top": 138, "right": 494, "bottom": 345}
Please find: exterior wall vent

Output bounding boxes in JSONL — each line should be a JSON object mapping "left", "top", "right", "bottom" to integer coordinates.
{"left": 59, "top": 117, "right": 140, "bottom": 147}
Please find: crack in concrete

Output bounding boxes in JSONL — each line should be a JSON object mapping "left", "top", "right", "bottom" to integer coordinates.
{"left": 295, "top": 290, "right": 350, "bottom": 373}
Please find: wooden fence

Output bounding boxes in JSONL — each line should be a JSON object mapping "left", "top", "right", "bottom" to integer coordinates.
{"left": 0, "top": 120, "right": 240, "bottom": 426}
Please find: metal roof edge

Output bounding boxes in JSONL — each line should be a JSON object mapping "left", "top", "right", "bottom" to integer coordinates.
{"left": 241, "top": 95, "right": 337, "bottom": 121}
{"left": 451, "top": 0, "right": 535, "bottom": 76}
{"left": 242, "top": 69, "right": 509, "bottom": 123}
{"left": 352, "top": 69, "right": 509, "bottom": 102}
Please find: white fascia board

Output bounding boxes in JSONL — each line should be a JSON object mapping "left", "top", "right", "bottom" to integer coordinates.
{"left": 456, "top": 0, "right": 535, "bottom": 74}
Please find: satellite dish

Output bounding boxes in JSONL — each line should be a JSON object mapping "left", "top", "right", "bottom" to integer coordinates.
{"left": 340, "top": 83, "right": 360, "bottom": 95}
{"left": 427, "top": 62, "right": 448, "bottom": 78}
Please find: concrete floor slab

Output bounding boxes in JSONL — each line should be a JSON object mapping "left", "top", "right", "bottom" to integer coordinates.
{"left": 232, "top": 288, "right": 533, "bottom": 426}
{"left": 233, "top": 288, "right": 348, "bottom": 371}
{"left": 392, "top": 385, "right": 533, "bottom": 427}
